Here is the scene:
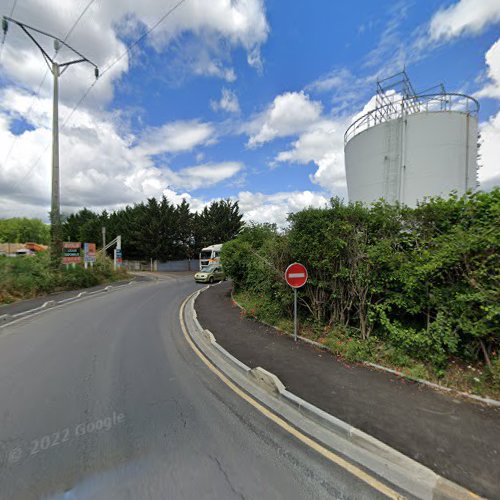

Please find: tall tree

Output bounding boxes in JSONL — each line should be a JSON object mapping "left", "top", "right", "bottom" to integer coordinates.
{"left": 0, "top": 218, "right": 50, "bottom": 244}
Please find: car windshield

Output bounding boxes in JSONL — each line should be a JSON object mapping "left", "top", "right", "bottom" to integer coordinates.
{"left": 201, "top": 265, "right": 216, "bottom": 272}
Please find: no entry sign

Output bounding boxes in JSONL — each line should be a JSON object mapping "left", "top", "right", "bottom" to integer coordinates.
{"left": 285, "top": 262, "right": 308, "bottom": 288}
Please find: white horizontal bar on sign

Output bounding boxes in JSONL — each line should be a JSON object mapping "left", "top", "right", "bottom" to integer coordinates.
{"left": 288, "top": 273, "right": 305, "bottom": 278}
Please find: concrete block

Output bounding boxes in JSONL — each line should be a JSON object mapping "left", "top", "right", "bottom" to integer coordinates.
{"left": 249, "top": 367, "right": 285, "bottom": 395}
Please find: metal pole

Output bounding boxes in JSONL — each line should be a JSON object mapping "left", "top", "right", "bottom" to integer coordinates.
{"left": 51, "top": 62, "right": 59, "bottom": 222}
{"left": 50, "top": 62, "right": 62, "bottom": 266}
{"left": 2, "top": 18, "right": 98, "bottom": 268}
{"left": 294, "top": 288, "right": 298, "bottom": 342}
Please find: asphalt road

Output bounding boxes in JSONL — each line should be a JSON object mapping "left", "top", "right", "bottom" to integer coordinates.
{"left": 0, "top": 276, "right": 383, "bottom": 500}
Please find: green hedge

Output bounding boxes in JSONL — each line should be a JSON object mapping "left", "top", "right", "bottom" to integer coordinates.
{"left": 222, "top": 189, "right": 499, "bottom": 373}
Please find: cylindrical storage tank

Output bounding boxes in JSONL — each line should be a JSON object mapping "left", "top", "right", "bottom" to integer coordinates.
{"left": 344, "top": 98, "right": 478, "bottom": 207}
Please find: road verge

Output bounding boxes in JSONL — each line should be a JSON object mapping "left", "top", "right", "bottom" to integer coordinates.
{"left": 0, "top": 280, "right": 138, "bottom": 331}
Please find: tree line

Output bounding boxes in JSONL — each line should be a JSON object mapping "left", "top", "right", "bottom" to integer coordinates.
{"left": 221, "top": 188, "right": 499, "bottom": 372}
{"left": 0, "top": 217, "right": 50, "bottom": 244}
{"left": 62, "top": 197, "right": 243, "bottom": 261}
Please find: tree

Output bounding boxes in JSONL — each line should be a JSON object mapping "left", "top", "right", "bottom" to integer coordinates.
{"left": 196, "top": 199, "right": 243, "bottom": 251}
{"left": 0, "top": 218, "right": 50, "bottom": 244}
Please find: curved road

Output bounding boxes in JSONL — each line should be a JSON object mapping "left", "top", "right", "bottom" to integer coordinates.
{"left": 0, "top": 277, "right": 383, "bottom": 499}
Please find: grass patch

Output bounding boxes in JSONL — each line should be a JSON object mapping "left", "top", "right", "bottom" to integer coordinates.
{"left": 234, "top": 290, "right": 500, "bottom": 400}
{"left": 0, "top": 253, "right": 128, "bottom": 304}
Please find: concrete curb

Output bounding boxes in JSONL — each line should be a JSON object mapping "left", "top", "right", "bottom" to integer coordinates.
{"left": 249, "top": 366, "right": 286, "bottom": 395}
{"left": 0, "top": 280, "right": 138, "bottom": 330}
{"left": 186, "top": 288, "right": 483, "bottom": 500}
{"left": 231, "top": 291, "right": 500, "bottom": 408}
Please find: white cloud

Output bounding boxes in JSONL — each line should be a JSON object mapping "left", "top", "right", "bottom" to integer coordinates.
{"left": 246, "top": 91, "right": 323, "bottom": 147}
{"left": 0, "top": 0, "right": 269, "bottom": 109}
{"left": 210, "top": 88, "right": 240, "bottom": 114}
{"left": 476, "top": 38, "right": 500, "bottom": 99}
{"left": 172, "top": 162, "right": 244, "bottom": 190}
{"left": 238, "top": 190, "right": 330, "bottom": 227}
{"left": 190, "top": 51, "right": 238, "bottom": 83}
{"left": 305, "top": 68, "right": 354, "bottom": 93}
{"left": 429, "top": 0, "right": 500, "bottom": 41}
{"left": 137, "top": 120, "right": 215, "bottom": 156}
{"left": 479, "top": 111, "right": 500, "bottom": 185}
{"left": 0, "top": 88, "right": 241, "bottom": 219}
{"left": 473, "top": 37, "right": 500, "bottom": 188}
{"left": 275, "top": 119, "right": 347, "bottom": 191}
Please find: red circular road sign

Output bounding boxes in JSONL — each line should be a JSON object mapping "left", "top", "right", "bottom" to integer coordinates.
{"left": 285, "top": 262, "right": 308, "bottom": 288}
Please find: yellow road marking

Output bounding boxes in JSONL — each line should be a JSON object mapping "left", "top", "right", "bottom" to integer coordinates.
{"left": 179, "top": 293, "right": 404, "bottom": 499}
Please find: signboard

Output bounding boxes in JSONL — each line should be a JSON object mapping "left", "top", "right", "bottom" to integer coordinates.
{"left": 285, "top": 262, "right": 308, "bottom": 288}
{"left": 84, "top": 243, "right": 96, "bottom": 263}
{"left": 114, "top": 248, "right": 122, "bottom": 269}
{"left": 285, "top": 263, "right": 308, "bottom": 342}
{"left": 63, "top": 242, "right": 81, "bottom": 265}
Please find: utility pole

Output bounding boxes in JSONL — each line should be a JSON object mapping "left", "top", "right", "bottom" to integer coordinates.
{"left": 3, "top": 17, "right": 98, "bottom": 268}
{"left": 102, "top": 226, "right": 106, "bottom": 252}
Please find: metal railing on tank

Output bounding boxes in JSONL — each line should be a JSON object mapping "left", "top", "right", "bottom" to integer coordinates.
{"left": 344, "top": 93, "right": 480, "bottom": 146}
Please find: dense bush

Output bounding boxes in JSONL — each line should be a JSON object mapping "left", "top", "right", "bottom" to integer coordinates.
{"left": 0, "top": 252, "right": 127, "bottom": 303}
{"left": 222, "top": 189, "right": 499, "bottom": 371}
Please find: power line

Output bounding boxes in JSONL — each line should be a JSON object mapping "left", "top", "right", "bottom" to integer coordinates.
{"left": 3, "top": 0, "right": 97, "bottom": 180}
{"left": 0, "top": 0, "right": 18, "bottom": 60}
{"left": 100, "top": 0, "right": 187, "bottom": 78}
{"left": 8, "top": 0, "right": 18, "bottom": 16}
{"left": 9, "top": 0, "right": 188, "bottom": 200}
{"left": 63, "top": 0, "right": 96, "bottom": 44}
{"left": 59, "top": 0, "right": 188, "bottom": 130}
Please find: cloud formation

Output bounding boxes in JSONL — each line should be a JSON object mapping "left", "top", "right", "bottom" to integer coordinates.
{"left": 238, "top": 190, "right": 329, "bottom": 227}
{"left": 136, "top": 120, "right": 215, "bottom": 156}
{"left": 210, "top": 88, "right": 240, "bottom": 114}
{"left": 429, "top": 0, "right": 500, "bottom": 41}
{"left": 476, "top": 38, "right": 500, "bottom": 100}
{"left": 246, "top": 92, "right": 322, "bottom": 147}
{"left": 0, "top": 88, "right": 241, "bottom": 218}
{"left": 0, "top": 0, "right": 270, "bottom": 108}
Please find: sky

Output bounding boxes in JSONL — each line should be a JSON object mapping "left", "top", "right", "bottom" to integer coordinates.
{"left": 0, "top": 0, "right": 499, "bottom": 226}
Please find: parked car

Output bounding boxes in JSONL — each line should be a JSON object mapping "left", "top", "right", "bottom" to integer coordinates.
{"left": 194, "top": 264, "right": 225, "bottom": 284}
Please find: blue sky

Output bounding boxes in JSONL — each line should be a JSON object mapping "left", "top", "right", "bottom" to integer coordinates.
{"left": 0, "top": 0, "right": 499, "bottom": 225}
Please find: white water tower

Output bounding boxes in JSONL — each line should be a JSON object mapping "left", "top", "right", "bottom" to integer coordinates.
{"left": 344, "top": 72, "right": 479, "bottom": 207}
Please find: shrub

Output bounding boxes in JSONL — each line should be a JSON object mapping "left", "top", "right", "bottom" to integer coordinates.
{"left": 222, "top": 189, "right": 500, "bottom": 372}
{"left": 0, "top": 253, "right": 127, "bottom": 303}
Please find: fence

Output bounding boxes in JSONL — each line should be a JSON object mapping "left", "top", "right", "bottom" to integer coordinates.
{"left": 123, "top": 259, "right": 199, "bottom": 272}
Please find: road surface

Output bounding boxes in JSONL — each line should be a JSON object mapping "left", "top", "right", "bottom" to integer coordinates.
{"left": 0, "top": 276, "right": 385, "bottom": 499}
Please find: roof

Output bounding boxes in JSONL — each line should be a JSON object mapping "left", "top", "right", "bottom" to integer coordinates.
{"left": 201, "top": 244, "right": 223, "bottom": 251}
{"left": 0, "top": 242, "right": 48, "bottom": 254}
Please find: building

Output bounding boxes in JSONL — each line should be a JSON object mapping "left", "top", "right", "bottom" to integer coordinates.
{"left": 343, "top": 71, "right": 479, "bottom": 207}
{"left": 0, "top": 242, "right": 48, "bottom": 257}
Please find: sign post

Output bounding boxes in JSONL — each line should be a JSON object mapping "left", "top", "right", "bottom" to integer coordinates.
{"left": 285, "top": 263, "right": 308, "bottom": 341}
